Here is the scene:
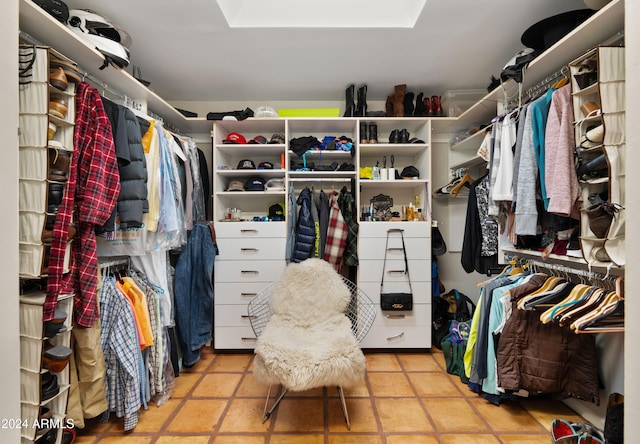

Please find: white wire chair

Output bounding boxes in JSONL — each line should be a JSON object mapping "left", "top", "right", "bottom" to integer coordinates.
{"left": 247, "top": 274, "right": 377, "bottom": 429}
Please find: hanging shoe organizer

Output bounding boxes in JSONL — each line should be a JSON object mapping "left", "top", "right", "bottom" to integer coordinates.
{"left": 570, "top": 46, "right": 626, "bottom": 267}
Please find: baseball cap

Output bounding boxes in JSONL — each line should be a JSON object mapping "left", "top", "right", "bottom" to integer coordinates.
{"left": 401, "top": 166, "right": 420, "bottom": 178}
{"left": 265, "top": 178, "right": 285, "bottom": 191}
{"left": 237, "top": 159, "right": 256, "bottom": 170}
{"left": 226, "top": 179, "right": 245, "bottom": 191}
{"left": 257, "top": 161, "right": 274, "bottom": 170}
{"left": 268, "top": 203, "right": 285, "bottom": 220}
{"left": 244, "top": 176, "right": 266, "bottom": 191}
{"left": 223, "top": 132, "right": 247, "bottom": 144}
{"left": 248, "top": 135, "right": 268, "bottom": 144}
{"left": 269, "top": 133, "right": 285, "bottom": 144}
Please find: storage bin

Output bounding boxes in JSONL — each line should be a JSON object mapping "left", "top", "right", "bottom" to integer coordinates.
{"left": 19, "top": 146, "right": 48, "bottom": 181}
{"left": 442, "top": 89, "right": 486, "bottom": 117}
{"left": 19, "top": 211, "right": 46, "bottom": 244}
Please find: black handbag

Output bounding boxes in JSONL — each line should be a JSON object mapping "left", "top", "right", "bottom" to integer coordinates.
{"left": 380, "top": 229, "right": 413, "bottom": 311}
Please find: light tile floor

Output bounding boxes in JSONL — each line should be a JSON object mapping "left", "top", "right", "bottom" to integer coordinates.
{"left": 75, "top": 348, "right": 585, "bottom": 443}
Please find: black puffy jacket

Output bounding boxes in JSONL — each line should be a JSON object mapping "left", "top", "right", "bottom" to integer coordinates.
{"left": 292, "top": 187, "right": 315, "bottom": 262}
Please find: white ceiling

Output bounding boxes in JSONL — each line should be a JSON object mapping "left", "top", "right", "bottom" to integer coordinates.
{"left": 62, "top": 0, "right": 590, "bottom": 103}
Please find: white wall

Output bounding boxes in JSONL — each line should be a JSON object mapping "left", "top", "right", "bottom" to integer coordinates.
{"left": 624, "top": 1, "right": 638, "bottom": 439}
{"left": 1, "top": 0, "right": 22, "bottom": 442}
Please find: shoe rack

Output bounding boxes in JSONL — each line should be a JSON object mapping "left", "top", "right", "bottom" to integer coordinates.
{"left": 570, "top": 46, "right": 626, "bottom": 267}
{"left": 19, "top": 291, "right": 74, "bottom": 443}
{"left": 18, "top": 45, "right": 75, "bottom": 444}
{"left": 18, "top": 45, "right": 74, "bottom": 278}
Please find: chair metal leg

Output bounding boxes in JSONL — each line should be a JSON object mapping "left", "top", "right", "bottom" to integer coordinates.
{"left": 262, "top": 384, "right": 288, "bottom": 423}
{"left": 337, "top": 385, "right": 350, "bottom": 430}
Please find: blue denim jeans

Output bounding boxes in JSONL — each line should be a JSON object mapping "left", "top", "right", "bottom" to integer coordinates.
{"left": 174, "top": 222, "right": 217, "bottom": 367}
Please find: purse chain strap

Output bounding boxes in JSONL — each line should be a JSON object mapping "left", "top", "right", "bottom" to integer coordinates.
{"left": 380, "top": 228, "right": 413, "bottom": 293}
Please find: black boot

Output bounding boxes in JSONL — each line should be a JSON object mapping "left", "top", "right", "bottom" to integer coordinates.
{"left": 389, "top": 129, "right": 400, "bottom": 144}
{"left": 359, "top": 121, "right": 368, "bottom": 144}
{"left": 414, "top": 93, "right": 424, "bottom": 117}
{"left": 403, "top": 92, "right": 414, "bottom": 117}
{"left": 343, "top": 84, "right": 355, "bottom": 117}
{"left": 355, "top": 84, "right": 368, "bottom": 117}
{"left": 400, "top": 128, "right": 410, "bottom": 144}
{"left": 368, "top": 122, "right": 378, "bottom": 144}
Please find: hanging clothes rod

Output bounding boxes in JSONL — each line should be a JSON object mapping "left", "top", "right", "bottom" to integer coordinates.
{"left": 506, "top": 66, "right": 568, "bottom": 111}
{"left": 98, "top": 257, "right": 130, "bottom": 269}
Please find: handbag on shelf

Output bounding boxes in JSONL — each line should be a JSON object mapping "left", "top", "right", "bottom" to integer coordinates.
{"left": 380, "top": 229, "right": 413, "bottom": 311}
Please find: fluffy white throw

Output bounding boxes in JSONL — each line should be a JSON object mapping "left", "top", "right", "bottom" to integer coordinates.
{"left": 253, "top": 259, "right": 366, "bottom": 391}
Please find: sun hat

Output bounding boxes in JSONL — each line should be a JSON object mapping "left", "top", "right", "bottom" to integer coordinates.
{"left": 223, "top": 132, "right": 247, "bottom": 144}
{"left": 226, "top": 179, "right": 245, "bottom": 191}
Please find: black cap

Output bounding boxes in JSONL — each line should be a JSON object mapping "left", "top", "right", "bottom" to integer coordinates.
{"left": 401, "top": 166, "right": 420, "bottom": 178}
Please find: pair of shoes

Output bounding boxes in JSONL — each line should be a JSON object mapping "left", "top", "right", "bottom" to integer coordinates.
{"left": 43, "top": 309, "right": 67, "bottom": 338}
{"left": 48, "top": 97, "right": 68, "bottom": 119}
{"left": 389, "top": 129, "right": 409, "bottom": 144}
{"left": 49, "top": 67, "right": 68, "bottom": 91}
{"left": 42, "top": 342, "right": 72, "bottom": 373}
{"left": 551, "top": 419, "right": 605, "bottom": 444}
{"left": 586, "top": 201, "right": 620, "bottom": 238}
{"left": 41, "top": 371, "right": 59, "bottom": 401}
{"left": 62, "top": 427, "right": 77, "bottom": 444}
{"left": 47, "top": 183, "right": 65, "bottom": 214}
{"left": 36, "top": 428, "right": 58, "bottom": 444}
{"left": 48, "top": 145, "right": 72, "bottom": 182}
{"left": 423, "top": 95, "right": 444, "bottom": 116}
{"left": 359, "top": 121, "right": 378, "bottom": 144}
{"left": 41, "top": 222, "right": 76, "bottom": 244}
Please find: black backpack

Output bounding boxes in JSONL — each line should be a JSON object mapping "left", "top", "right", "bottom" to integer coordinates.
{"left": 432, "top": 289, "right": 475, "bottom": 349}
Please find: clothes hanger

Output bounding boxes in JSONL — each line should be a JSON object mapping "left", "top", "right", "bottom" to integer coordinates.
{"left": 570, "top": 290, "right": 621, "bottom": 331}
{"left": 539, "top": 284, "right": 590, "bottom": 324}
{"left": 450, "top": 173, "right": 475, "bottom": 197}
{"left": 557, "top": 287, "right": 608, "bottom": 327}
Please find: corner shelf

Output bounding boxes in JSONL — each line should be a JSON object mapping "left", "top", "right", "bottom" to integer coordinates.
{"left": 19, "top": 0, "right": 212, "bottom": 134}
{"left": 430, "top": 0, "right": 624, "bottom": 134}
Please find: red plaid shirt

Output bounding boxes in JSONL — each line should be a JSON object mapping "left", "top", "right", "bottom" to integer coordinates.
{"left": 323, "top": 193, "right": 347, "bottom": 271}
{"left": 45, "top": 83, "right": 120, "bottom": 326}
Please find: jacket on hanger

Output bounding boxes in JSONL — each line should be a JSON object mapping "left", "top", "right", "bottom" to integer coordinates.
{"left": 292, "top": 187, "right": 315, "bottom": 262}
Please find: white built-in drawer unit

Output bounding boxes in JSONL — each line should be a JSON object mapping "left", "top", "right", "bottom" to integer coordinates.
{"left": 214, "top": 221, "right": 286, "bottom": 350}
{"left": 358, "top": 221, "right": 431, "bottom": 349}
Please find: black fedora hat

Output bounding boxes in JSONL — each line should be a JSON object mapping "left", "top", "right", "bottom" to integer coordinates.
{"left": 521, "top": 9, "right": 595, "bottom": 51}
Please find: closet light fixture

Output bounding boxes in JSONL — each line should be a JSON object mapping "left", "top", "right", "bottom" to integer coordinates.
{"left": 215, "top": 0, "right": 427, "bottom": 28}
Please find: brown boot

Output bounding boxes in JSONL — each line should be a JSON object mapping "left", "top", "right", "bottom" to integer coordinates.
{"left": 393, "top": 84, "right": 406, "bottom": 118}
{"left": 424, "top": 97, "right": 434, "bottom": 116}
{"left": 385, "top": 96, "right": 394, "bottom": 117}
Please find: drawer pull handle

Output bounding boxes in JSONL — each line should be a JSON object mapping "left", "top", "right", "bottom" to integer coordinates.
{"left": 385, "top": 314, "right": 406, "bottom": 319}
{"left": 241, "top": 248, "right": 259, "bottom": 252}
{"left": 241, "top": 315, "right": 255, "bottom": 319}
{"left": 387, "top": 247, "right": 403, "bottom": 251}
{"left": 241, "top": 337, "right": 257, "bottom": 342}
{"left": 388, "top": 270, "right": 406, "bottom": 274}
{"left": 240, "top": 229, "right": 258, "bottom": 233}
{"left": 241, "top": 292, "right": 257, "bottom": 297}
{"left": 387, "top": 228, "right": 404, "bottom": 233}
{"left": 241, "top": 270, "right": 259, "bottom": 274}
{"left": 387, "top": 332, "right": 405, "bottom": 341}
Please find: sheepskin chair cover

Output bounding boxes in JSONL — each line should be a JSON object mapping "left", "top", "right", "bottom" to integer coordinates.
{"left": 253, "top": 258, "right": 366, "bottom": 392}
